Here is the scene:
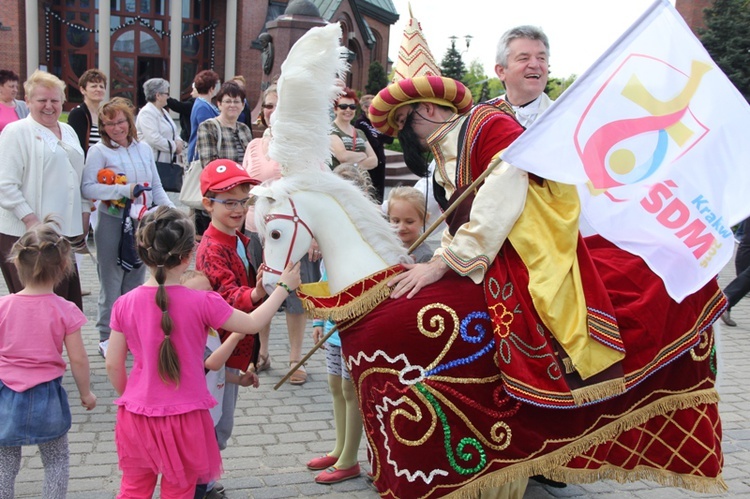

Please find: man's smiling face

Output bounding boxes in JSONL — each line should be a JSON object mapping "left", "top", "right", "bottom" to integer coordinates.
{"left": 495, "top": 37, "right": 549, "bottom": 105}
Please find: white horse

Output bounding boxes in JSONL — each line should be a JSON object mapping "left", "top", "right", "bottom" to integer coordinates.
{"left": 253, "top": 170, "right": 725, "bottom": 499}
{"left": 254, "top": 170, "right": 408, "bottom": 295}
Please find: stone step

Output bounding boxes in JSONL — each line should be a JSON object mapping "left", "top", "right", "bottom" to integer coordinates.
{"left": 385, "top": 162, "right": 419, "bottom": 187}
{"left": 384, "top": 149, "right": 421, "bottom": 187}
{"left": 385, "top": 172, "right": 420, "bottom": 187}
{"left": 384, "top": 148, "right": 404, "bottom": 164}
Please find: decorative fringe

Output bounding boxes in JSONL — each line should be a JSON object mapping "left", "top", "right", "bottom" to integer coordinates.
{"left": 443, "top": 389, "right": 723, "bottom": 498}
{"left": 300, "top": 279, "right": 393, "bottom": 324}
{"left": 540, "top": 467, "right": 728, "bottom": 494}
{"left": 447, "top": 466, "right": 726, "bottom": 499}
{"left": 562, "top": 356, "right": 576, "bottom": 374}
{"left": 571, "top": 377, "right": 626, "bottom": 406}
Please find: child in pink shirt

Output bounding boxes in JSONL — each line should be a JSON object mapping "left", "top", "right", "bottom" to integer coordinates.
{"left": 105, "top": 207, "right": 299, "bottom": 498}
{"left": 0, "top": 218, "right": 97, "bottom": 498}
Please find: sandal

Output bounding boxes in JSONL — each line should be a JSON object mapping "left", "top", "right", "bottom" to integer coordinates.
{"left": 289, "top": 361, "right": 308, "bottom": 385}
{"left": 256, "top": 353, "right": 271, "bottom": 372}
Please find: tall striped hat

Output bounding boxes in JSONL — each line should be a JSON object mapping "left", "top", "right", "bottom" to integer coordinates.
{"left": 369, "top": 6, "right": 473, "bottom": 137}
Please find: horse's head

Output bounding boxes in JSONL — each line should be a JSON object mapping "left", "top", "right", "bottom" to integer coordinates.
{"left": 253, "top": 185, "right": 314, "bottom": 294}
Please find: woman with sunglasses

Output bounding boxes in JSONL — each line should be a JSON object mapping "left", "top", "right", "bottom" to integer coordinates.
{"left": 329, "top": 88, "right": 377, "bottom": 171}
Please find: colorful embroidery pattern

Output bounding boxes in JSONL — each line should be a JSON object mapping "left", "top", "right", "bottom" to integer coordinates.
{"left": 348, "top": 301, "right": 519, "bottom": 485}
{"left": 328, "top": 270, "right": 724, "bottom": 498}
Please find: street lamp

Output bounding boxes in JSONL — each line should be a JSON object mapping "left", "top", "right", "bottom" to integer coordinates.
{"left": 449, "top": 35, "right": 473, "bottom": 54}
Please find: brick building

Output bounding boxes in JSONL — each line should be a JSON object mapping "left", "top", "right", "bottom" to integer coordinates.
{"left": 676, "top": 0, "right": 712, "bottom": 32}
{"left": 0, "top": 0, "right": 398, "bottom": 110}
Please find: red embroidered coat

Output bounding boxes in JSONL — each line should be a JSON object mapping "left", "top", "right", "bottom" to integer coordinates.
{"left": 196, "top": 223, "right": 259, "bottom": 370}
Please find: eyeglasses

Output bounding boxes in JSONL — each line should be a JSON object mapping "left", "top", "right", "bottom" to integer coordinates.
{"left": 103, "top": 119, "right": 128, "bottom": 128}
{"left": 207, "top": 197, "right": 251, "bottom": 210}
{"left": 221, "top": 99, "right": 243, "bottom": 106}
{"left": 261, "top": 103, "right": 276, "bottom": 110}
{"left": 336, "top": 104, "right": 357, "bottom": 111}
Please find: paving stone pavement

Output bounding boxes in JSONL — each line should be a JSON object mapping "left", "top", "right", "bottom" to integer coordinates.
{"left": 5, "top": 232, "right": 750, "bottom": 498}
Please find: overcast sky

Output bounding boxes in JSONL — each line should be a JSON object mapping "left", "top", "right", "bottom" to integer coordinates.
{"left": 387, "top": 0, "right": 678, "bottom": 79}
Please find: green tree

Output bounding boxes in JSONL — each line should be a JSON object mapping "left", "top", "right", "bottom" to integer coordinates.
{"left": 486, "top": 78, "right": 505, "bottom": 99}
{"left": 463, "top": 60, "right": 487, "bottom": 99}
{"left": 545, "top": 75, "right": 577, "bottom": 100}
{"left": 440, "top": 40, "right": 466, "bottom": 83}
{"left": 700, "top": 0, "right": 750, "bottom": 102}
{"left": 478, "top": 81, "right": 490, "bottom": 102}
{"left": 365, "top": 60, "right": 389, "bottom": 95}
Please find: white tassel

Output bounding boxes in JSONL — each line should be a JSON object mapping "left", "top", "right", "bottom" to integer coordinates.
{"left": 269, "top": 23, "right": 349, "bottom": 176}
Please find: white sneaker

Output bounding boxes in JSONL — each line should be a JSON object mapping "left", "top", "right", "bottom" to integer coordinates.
{"left": 98, "top": 339, "right": 109, "bottom": 358}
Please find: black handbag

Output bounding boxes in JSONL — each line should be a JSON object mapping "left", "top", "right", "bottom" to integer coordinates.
{"left": 155, "top": 119, "right": 183, "bottom": 192}
{"left": 156, "top": 158, "right": 183, "bottom": 192}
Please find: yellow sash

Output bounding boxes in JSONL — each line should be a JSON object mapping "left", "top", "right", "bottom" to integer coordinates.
{"left": 507, "top": 179, "right": 624, "bottom": 379}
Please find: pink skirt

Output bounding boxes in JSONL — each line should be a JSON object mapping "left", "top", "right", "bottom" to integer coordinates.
{"left": 115, "top": 406, "right": 223, "bottom": 487}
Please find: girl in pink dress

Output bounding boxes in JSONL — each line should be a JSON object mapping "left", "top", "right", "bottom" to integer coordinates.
{"left": 0, "top": 218, "right": 97, "bottom": 498}
{"left": 105, "top": 207, "right": 300, "bottom": 498}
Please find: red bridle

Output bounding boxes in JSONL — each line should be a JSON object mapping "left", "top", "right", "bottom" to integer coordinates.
{"left": 259, "top": 198, "right": 314, "bottom": 276}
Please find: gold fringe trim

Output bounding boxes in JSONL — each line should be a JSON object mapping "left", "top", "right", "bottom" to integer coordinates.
{"left": 300, "top": 279, "right": 393, "bottom": 324}
{"left": 571, "top": 377, "right": 626, "bottom": 406}
{"left": 562, "top": 356, "right": 576, "bottom": 374}
{"left": 440, "top": 389, "right": 723, "bottom": 499}
{"left": 540, "top": 466, "right": 727, "bottom": 494}
{"left": 446, "top": 468, "right": 726, "bottom": 499}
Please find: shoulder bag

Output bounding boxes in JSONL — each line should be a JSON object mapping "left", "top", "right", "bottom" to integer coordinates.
{"left": 155, "top": 110, "right": 184, "bottom": 192}
{"left": 156, "top": 143, "right": 184, "bottom": 193}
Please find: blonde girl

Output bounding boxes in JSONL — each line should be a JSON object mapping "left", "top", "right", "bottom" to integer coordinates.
{"left": 105, "top": 207, "right": 299, "bottom": 497}
{"left": 0, "top": 218, "right": 96, "bottom": 498}
{"left": 387, "top": 186, "right": 433, "bottom": 262}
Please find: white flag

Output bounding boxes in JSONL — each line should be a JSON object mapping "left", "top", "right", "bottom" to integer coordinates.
{"left": 502, "top": 0, "right": 750, "bottom": 301}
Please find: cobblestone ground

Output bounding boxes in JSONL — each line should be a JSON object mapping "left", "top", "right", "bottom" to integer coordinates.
{"left": 5, "top": 229, "right": 750, "bottom": 498}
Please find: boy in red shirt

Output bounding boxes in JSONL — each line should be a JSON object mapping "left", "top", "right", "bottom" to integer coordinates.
{"left": 196, "top": 158, "right": 265, "bottom": 450}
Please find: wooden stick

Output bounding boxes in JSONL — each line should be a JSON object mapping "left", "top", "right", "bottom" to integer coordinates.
{"left": 274, "top": 158, "right": 504, "bottom": 389}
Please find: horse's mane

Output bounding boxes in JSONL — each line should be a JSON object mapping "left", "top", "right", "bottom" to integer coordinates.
{"left": 254, "top": 171, "right": 410, "bottom": 266}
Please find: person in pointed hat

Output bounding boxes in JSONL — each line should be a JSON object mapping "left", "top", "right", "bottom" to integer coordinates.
{"left": 375, "top": 8, "right": 728, "bottom": 496}
{"left": 371, "top": 9, "right": 531, "bottom": 499}
{"left": 371, "top": 8, "right": 526, "bottom": 299}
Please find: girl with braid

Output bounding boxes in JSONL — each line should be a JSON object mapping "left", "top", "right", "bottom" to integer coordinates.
{"left": 105, "top": 207, "right": 300, "bottom": 498}
{"left": 0, "top": 217, "right": 96, "bottom": 498}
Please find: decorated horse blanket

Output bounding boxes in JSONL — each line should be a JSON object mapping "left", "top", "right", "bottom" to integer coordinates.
{"left": 300, "top": 245, "right": 726, "bottom": 498}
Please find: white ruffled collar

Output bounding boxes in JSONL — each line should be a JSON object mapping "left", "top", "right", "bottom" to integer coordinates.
{"left": 29, "top": 117, "right": 83, "bottom": 155}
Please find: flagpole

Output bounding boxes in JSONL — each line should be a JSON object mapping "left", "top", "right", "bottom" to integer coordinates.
{"left": 274, "top": 155, "right": 506, "bottom": 389}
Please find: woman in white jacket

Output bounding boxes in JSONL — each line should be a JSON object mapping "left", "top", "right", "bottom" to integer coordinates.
{"left": 82, "top": 98, "right": 174, "bottom": 356}
{"left": 135, "top": 78, "right": 184, "bottom": 164}
{"left": 0, "top": 70, "right": 89, "bottom": 309}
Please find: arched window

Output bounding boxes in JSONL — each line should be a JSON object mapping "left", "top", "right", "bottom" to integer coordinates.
{"left": 46, "top": 0, "right": 214, "bottom": 109}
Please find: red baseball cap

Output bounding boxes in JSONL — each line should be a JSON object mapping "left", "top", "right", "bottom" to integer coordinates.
{"left": 200, "top": 159, "right": 260, "bottom": 196}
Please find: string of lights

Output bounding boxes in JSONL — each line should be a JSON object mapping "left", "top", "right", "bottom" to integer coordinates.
{"left": 43, "top": 7, "right": 217, "bottom": 69}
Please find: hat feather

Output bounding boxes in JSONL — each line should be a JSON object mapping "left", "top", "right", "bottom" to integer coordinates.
{"left": 269, "top": 23, "right": 349, "bottom": 176}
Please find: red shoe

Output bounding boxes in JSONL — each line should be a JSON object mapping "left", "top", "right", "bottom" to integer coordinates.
{"left": 315, "top": 463, "right": 361, "bottom": 484}
{"left": 306, "top": 454, "right": 338, "bottom": 470}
